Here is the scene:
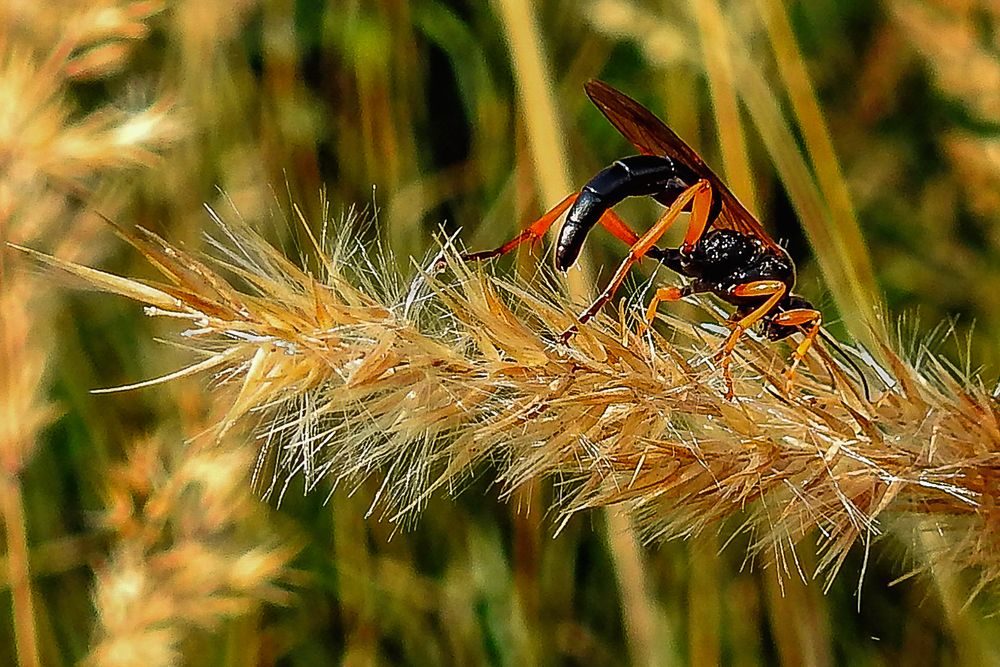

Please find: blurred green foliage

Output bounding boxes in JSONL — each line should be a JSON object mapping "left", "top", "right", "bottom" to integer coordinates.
{"left": 5, "top": 0, "right": 1000, "bottom": 665}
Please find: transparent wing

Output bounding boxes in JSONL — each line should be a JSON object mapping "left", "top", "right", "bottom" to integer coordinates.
{"left": 585, "top": 80, "right": 782, "bottom": 252}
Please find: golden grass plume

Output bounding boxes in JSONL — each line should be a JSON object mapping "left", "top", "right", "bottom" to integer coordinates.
{"left": 86, "top": 432, "right": 295, "bottom": 667}
{"left": 0, "top": 5, "right": 184, "bottom": 664}
{"left": 14, "top": 201, "right": 1000, "bottom": 592}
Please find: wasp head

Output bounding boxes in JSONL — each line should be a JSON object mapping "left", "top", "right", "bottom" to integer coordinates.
{"left": 761, "top": 294, "right": 815, "bottom": 341}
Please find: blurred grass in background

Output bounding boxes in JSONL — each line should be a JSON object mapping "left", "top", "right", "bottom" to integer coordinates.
{"left": 3, "top": 0, "right": 1000, "bottom": 664}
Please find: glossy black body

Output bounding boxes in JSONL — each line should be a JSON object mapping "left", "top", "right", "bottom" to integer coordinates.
{"left": 558, "top": 154, "right": 812, "bottom": 341}
{"left": 657, "top": 230, "right": 808, "bottom": 341}
{"left": 556, "top": 154, "right": 711, "bottom": 270}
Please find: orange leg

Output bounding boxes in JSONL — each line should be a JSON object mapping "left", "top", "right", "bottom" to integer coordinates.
{"left": 598, "top": 209, "right": 641, "bottom": 247}
{"left": 637, "top": 285, "right": 690, "bottom": 336}
{"left": 461, "top": 194, "right": 643, "bottom": 263}
{"left": 769, "top": 308, "right": 823, "bottom": 392}
{"left": 680, "top": 181, "right": 714, "bottom": 253}
{"left": 561, "top": 180, "right": 712, "bottom": 341}
{"left": 713, "top": 280, "right": 787, "bottom": 400}
{"left": 461, "top": 193, "right": 576, "bottom": 262}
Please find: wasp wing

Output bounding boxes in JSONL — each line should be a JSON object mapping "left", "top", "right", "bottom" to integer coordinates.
{"left": 585, "top": 79, "right": 782, "bottom": 252}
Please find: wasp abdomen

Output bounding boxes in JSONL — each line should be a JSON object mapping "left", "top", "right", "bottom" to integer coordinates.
{"left": 556, "top": 155, "right": 695, "bottom": 271}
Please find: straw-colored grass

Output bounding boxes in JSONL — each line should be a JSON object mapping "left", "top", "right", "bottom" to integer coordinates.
{"left": 18, "top": 203, "right": 1000, "bottom": 600}
{"left": 0, "top": 5, "right": 183, "bottom": 665}
{"left": 6, "top": 0, "right": 1000, "bottom": 663}
{"left": 86, "top": 431, "right": 294, "bottom": 667}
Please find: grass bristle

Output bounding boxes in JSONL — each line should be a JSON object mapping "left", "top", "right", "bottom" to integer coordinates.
{"left": 26, "top": 202, "right": 1000, "bottom": 593}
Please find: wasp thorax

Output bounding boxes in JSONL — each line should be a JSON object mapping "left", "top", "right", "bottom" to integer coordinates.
{"left": 682, "top": 230, "right": 759, "bottom": 276}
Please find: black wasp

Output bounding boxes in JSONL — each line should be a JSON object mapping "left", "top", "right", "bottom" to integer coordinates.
{"left": 463, "top": 80, "right": 827, "bottom": 399}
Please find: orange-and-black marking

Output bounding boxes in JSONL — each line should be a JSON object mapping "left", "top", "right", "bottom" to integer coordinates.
{"left": 461, "top": 80, "right": 830, "bottom": 399}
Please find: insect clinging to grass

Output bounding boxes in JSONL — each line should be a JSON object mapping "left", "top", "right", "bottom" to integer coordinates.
{"left": 462, "top": 80, "right": 843, "bottom": 400}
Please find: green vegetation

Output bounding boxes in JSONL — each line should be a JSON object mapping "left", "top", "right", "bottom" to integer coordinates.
{"left": 4, "top": 1, "right": 1000, "bottom": 665}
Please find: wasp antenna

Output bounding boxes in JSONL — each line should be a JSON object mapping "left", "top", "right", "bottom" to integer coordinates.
{"left": 819, "top": 329, "right": 873, "bottom": 403}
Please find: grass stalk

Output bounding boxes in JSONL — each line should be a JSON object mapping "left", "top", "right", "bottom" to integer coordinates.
{"left": 493, "top": 1, "right": 662, "bottom": 659}
{"left": 724, "top": 31, "right": 868, "bottom": 343}
{"left": 692, "top": 0, "right": 758, "bottom": 214}
{"left": 753, "top": 2, "right": 986, "bottom": 639}
{"left": 491, "top": 0, "right": 594, "bottom": 294}
{"left": 490, "top": 0, "right": 574, "bottom": 205}
{"left": 0, "top": 474, "right": 39, "bottom": 667}
{"left": 752, "top": 0, "right": 880, "bottom": 337}
{"left": 604, "top": 509, "right": 661, "bottom": 667}
{"left": 689, "top": 6, "right": 752, "bottom": 661}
